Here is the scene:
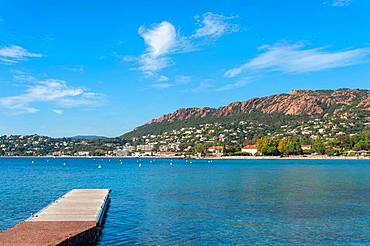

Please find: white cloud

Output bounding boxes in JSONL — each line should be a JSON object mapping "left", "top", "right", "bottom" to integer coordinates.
{"left": 193, "top": 12, "right": 239, "bottom": 39}
{"left": 158, "top": 75, "right": 169, "bottom": 81}
{"left": 139, "top": 21, "right": 177, "bottom": 57}
{"left": 52, "top": 109, "right": 63, "bottom": 115}
{"left": 192, "top": 79, "right": 214, "bottom": 92}
{"left": 12, "top": 70, "right": 37, "bottom": 83}
{"left": 0, "top": 45, "right": 44, "bottom": 64}
{"left": 127, "top": 12, "right": 238, "bottom": 76}
{"left": 217, "top": 77, "right": 252, "bottom": 91}
{"left": 225, "top": 43, "right": 370, "bottom": 77}
{"left": 138, "top": 21, "right": 177, "bottom": 75}
{"left": 330, "top": 0, "right": 352, "bottom": 7}
{"left": 66, "top": 65, "right": 84, "bottom": 72}
{"left": 122, "top": 55, "right": 137, "bottom": 62}
{"left": 175, "top": 75, "right": 191, "bottom": 84}
{"left": 0, "top": 79, "right": 103, "bottom": 114}
{"left": 151, "top": 82, "right": 174, "bottom": 89}
{"left": 138, "top": 54, "right": 172, "bottom": 75}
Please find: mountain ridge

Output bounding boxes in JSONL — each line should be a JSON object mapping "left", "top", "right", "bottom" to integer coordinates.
{"left": 146, "top": 89, "right": 369, "bottom": 123}
{"left": 123, "top": 89, "right": 369, "bottom": 139}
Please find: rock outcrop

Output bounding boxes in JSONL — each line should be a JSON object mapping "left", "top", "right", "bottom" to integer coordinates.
{"left": 146, "top": 89, "right": 369, "bottom": 124}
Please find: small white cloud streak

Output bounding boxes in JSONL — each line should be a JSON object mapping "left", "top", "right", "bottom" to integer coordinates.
{"left": 12, "top": 70, "right": 37, "bottom": 83}
{"left": 66, "top": 65, "right": 84, "bottom": 72}
{"left": 52, "top": 109, "right": 63, "bottom": 115}
{"left": 151, "top": 82, "right": 174, "bottom": 89}
{"left": 331, "top": 0, "right": 352, "bottom": 7}
{"left": 122, "top": 55, "right": 137, "bottom": 62}
{"left": 217, "top": 77, "right": 253, "bottom": 91}
{"left": 175, "top": 75, "right": 191, "bottom": 84}
{"left": 225, "top": 43, "right": 370, "bottom": 77}
{"left": 191, "top": 79, "right": 214, "bottom": 92}
{"left": 0, "top": 79, "right": 103, "bottom": 114}
{"left": 0, "top": 45, "right": 44, "bottom": 64}
{"left": 158, "top": 75, "right": 169, "bottom": 81}
{"left": 192, "top": 12, "right": 239, "bottom": 39}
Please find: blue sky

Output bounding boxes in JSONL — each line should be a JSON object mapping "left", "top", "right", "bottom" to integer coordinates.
{"left": 0, "top": 0, "right": 369, "bottom": 137}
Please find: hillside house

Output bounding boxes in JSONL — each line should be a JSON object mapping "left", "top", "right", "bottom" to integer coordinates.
{"left": 208, "top": 146, "right": 224, "bottom": 156}
{"left": 241, "top": 145, "right": 257, "bottom": 155}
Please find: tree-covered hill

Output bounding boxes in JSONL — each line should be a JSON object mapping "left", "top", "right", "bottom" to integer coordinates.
{"left": 122, "top": 89, "right": 370, "bottom": 140}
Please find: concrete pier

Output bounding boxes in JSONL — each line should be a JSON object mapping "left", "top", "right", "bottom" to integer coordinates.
{"left": 0, "top": 189, "right": 110, "bottom": 246}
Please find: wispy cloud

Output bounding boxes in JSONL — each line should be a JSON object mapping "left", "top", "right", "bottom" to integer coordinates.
{"left": 225, "top": 42, "right": 370, "bottom": 77}
{"left": 151, "top": 82, "right": 174, "bottom": 89}
{"left": 0, "top": 45, "right": 44, "bottom": 64}
{"left": 126, "top": 12, "right": 238, "bottom": 76}
{"left": 122, "top": 55, "right": 136, "bottom": 62}
{"left": 191, "top": 79, "right": 214, "bottom": 92}
{"left": 0, "top": 79, "right": 103, "bottom": 114}
{"left": 66, "top": 65, "right": 84, "bottom": 72}
{"left": 217, "top": 77, "right": 253, "bottom": 91}
{"left": 158, "top": 75, "right": 169, "bottom": 81}
{"left": 192, "top": 12, "right": 239, "bottom": 39}
{"left": 12, "top": 70, "right": 37, "bottom": 84}
{"left": 175, "top": 75, "right": 192, "bottom": 84}
{"left": 329, "top": 0, "right": 352, "bottom": 7}
{"left": 52, "top": 109, "right": 63, "bottom": 115}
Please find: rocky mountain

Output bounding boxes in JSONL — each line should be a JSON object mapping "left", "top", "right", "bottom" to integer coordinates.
{"left": 123, "top": 89, "right": 370, "bottom": 139}
{"left": 148, "top": 89, "right": 369, "bottom": 124}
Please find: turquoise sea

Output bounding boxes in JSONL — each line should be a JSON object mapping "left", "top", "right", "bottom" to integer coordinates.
{"left": 0, "top": 158, "right": 369, "bottom": 245}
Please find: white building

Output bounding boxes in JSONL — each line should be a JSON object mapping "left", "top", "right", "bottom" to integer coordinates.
{"left": 113, "top": 149, "right": 129, "bottom": 156}
{"left": 241, "top": 145, "right": 257, "bottom": 155}
{"left": 76, "top": 151, "right": 90, "bottom": 156}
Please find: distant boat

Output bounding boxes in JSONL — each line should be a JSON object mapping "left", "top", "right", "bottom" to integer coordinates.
{"left": 98, "top": 165, "right": 102, "bottom": 169}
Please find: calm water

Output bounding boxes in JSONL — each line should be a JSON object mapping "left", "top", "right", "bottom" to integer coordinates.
{"left": 0, "top": 158, "right": 369, "bottom": 245}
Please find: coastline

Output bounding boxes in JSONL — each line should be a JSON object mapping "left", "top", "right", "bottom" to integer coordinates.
{"left": 0, "top": 155, "right": 369, "bottom": 160}
{"left": 213, "top": 155, "right": 370, "bottom": 160}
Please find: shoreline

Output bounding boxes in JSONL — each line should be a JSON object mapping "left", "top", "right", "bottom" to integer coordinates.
{"left": 0, "top": 155, "right": 369, "bottom": 160}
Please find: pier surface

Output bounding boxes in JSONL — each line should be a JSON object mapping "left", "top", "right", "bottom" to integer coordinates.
{"left": 0, "top": 189, "right": 110, "bottom": 246}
